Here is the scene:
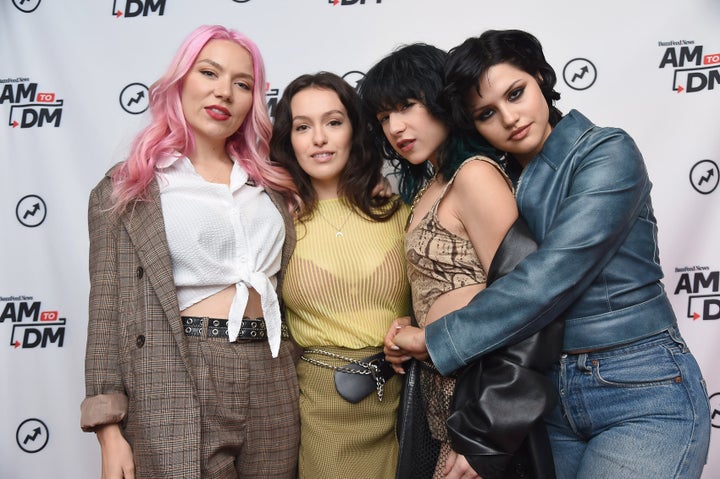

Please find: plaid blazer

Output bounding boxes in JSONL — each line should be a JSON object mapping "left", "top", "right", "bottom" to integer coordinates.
{"left": 80, "top": 166, "right": 296, "bottom": 478}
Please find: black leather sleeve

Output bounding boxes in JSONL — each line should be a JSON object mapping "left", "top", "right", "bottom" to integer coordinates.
{"left": 446, "top": 217, "right": 563, "bottom": 479}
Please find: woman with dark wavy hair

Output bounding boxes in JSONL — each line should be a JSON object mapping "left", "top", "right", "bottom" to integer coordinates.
{"left": 270, "top": 71, "right": 411, "bottom": 479}
{"left": 360, "top": 43, "right": 562, "bottom": 479}
{"left": 388, "top": 29, "right": 712, "bottom": 479}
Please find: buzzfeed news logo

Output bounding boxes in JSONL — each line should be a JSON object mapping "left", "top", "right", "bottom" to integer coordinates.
{"left": 329, "top": 0, "right": 381, "bottom": 5}
{"left": 1, "top": 80, "right": 63, "bottom": 129}
{"left": 1, "top": 296, "right": 67, "bottom": 349}
{"left": 658, "top": 40, "right": 720, "bottom": 93}
{"left": 112, "top": 0, "right": 167, "bottom": 18}
{"left": 673, "top": 267, "right": 720, "bottom": 321}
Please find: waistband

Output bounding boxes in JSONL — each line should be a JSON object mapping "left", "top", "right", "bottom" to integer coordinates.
{"left": 181, "top": 316, "right": 290, "bottom": 342}
{"left": 562, "top": 325, "right": 685, "bottom": 358}
{"left": 562, "top": 294, "right": 677, "bottom": 353}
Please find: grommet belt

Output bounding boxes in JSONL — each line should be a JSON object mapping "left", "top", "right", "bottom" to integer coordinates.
{"left": 181, "top": 316, "right": 290, "bottom": 341}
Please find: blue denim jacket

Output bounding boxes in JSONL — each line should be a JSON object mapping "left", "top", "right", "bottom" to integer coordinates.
{"left": 426, "top": 110, "right": 677, "bottom": 375}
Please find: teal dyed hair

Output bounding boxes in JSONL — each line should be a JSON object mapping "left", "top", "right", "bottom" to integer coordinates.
{"left": 359, "top": 43, "right": 503, "bottom": 204}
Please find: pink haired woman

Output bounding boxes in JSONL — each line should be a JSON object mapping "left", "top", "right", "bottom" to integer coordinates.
{"left": 80, "top": 25, "right": 300, "bottom": 478}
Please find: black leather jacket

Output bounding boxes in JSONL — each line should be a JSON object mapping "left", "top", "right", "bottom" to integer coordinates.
{"left": 447, "top": 217, "right": 563, "bottom": 478}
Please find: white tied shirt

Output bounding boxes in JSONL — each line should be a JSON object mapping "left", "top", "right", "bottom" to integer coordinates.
{"left": 156, "top": 155, "right": 285, "bottom": 357}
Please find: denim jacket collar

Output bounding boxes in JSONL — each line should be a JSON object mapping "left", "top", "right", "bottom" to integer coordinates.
{"left": 536, "top": 109, "right": 594, "bottom": 170}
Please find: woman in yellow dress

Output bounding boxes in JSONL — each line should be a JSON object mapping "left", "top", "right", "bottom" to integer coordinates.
{"left": 270, "top": 71, "right": 411, "bottom": 479}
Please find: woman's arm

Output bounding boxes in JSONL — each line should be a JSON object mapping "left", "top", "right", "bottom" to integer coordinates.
{"left": 450, "top": 159, "right": 518, "bottom": 273}
{"left": 81, "top": 181, "right": 135, "bottom": 476}
{"left": 426, "top": 129, "right": 651, "bottom": 374}
{"left": 96, "top": 424, "right": 135, "bottom": 479}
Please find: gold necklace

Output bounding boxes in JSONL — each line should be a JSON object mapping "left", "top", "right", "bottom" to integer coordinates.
{"left": 316, "top": 204, "right": 352, "bottom": 238}
{"left": 406, "top": 175, "right": 437, "bottom": 230}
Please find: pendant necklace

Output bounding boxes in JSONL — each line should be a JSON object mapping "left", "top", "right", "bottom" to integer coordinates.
{"left": 316, "top": 205, "right": 352, "bottom": 238}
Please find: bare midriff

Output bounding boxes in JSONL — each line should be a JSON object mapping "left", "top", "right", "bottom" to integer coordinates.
{"left": 180, "top": 285, "right": 263, "bottom": 319}
{"left": 422, "top": 283, "right": 486, "bottom": 327}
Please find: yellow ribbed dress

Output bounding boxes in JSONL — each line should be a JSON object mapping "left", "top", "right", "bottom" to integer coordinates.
{"left": 283, "top": 197, "right": 411, "bottom": 479}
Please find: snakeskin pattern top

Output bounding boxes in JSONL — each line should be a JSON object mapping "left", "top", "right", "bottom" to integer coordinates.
{"left": 406, "top": 156, "right": 513, "bottom": 327}
{"left": 404, "top": 156, "right": 512, "bottom": 444}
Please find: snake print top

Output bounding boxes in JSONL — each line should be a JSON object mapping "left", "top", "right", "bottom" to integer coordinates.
{"left": 404, "top": 156, "right": 512, "bottom": 444}
{"left": 406, "top": 156, "right": 512, "bottom": 327}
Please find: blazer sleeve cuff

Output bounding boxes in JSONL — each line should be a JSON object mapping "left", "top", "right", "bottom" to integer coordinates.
{"left": 80, "top": 393, "right": 128, "bottom": 432}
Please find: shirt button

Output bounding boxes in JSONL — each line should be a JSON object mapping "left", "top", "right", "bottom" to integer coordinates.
{"left": 136, "top": 335, "right": 145, "bottom": 348}
{"left": 136, "top": 267, "right": 144, "bottom": 279}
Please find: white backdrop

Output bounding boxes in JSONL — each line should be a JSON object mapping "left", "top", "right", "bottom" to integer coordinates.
{"left": 1, "top": 0, "right": 718, "bottom": 477}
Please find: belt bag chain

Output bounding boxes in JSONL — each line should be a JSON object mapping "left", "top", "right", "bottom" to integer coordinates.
{"left": 301, "top": 348, "right": 393, "bottom": 402}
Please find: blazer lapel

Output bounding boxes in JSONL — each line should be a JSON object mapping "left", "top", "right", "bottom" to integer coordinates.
{"left": 266, "top": 188, "right": 296, "bottom": 301}
{"left": 120, "top": 180, "right": 194, "bottom": 370}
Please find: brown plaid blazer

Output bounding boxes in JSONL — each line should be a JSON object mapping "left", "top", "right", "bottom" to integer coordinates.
{"left": 80, "top": 166, "right": 296, "bottom": 477}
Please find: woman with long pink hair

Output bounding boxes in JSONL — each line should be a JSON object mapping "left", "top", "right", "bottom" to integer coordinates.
{"left": 80, "top": 25, "right": 300, "bottom": 478}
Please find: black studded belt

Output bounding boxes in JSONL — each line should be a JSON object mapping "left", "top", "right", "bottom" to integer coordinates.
{"left": 181, "top": 316, "right": 290, "bottom": 341}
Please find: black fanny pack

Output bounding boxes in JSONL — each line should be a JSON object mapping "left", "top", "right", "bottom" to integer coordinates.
{"left": 301, "top": 349, "right": 395, "bottom": 403}
{"left": 334, "top": 352, "right": 395, "bottom": 403}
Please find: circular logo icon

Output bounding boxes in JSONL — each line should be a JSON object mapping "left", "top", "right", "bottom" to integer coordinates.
{"left": 710, "top": 392, "right": 720, "bottom": 429}
{"left": 342, "top": 71, "right": 365, "bottom": 90}
{"left": 563, "top": 58, "right": 597, "bottom": 91}
{"left": 12, "top": 0, "right": 41, "bottom": 13}
{"left": 120, "top": 83, "right": 150, "bottom": 115}
{"left": 16, "top": 418, "right": 49, "bottom": 453}
{"left": 689, "top": 159, "right": 719, "bottom": 195}
{"left": 16, "top": 194, "right": 47, "bottom": 227}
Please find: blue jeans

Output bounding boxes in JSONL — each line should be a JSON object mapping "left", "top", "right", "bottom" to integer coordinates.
{"left": 545, "top": 327, "right": 711, "bottom": 479}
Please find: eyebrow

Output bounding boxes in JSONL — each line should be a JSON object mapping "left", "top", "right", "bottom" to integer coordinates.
{"left": 471, "top": 79, "right": 523, "bottom": 114}
{"left": 196, "top": 58, "right": 254, "bottom": 81}
{"left": 292, "top": 110, "right": 346, "bottom": 122}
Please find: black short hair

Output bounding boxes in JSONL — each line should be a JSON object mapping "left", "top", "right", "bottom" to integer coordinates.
{"left": 443, "top": 29, "right": 563, "bottom": 131}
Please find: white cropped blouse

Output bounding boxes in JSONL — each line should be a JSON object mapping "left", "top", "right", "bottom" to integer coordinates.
{"left": 156, "top": 155, "right": 285, "bottom": 357}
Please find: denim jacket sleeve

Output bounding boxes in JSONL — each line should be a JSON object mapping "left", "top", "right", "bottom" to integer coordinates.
{"left": 426, "top": 112, "right": 653, "bottom": 374}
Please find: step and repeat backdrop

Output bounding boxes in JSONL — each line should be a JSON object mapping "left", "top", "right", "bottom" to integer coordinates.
{"left": 1, "top": 0, "right": 719, "bottom": 477}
